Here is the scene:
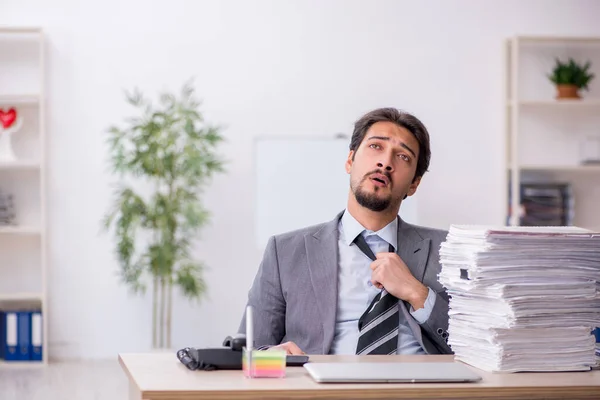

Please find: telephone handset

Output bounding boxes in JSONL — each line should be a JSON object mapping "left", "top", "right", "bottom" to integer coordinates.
{"left": 176, "top": 333, "right": 309, "bottom": 371}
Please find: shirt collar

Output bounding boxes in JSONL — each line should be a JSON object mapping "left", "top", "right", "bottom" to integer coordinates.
{"left": 340, "top": 209, "right": 398, "bottom": 250}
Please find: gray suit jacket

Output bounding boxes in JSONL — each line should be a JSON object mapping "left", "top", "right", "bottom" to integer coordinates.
{"left": 238, "top": 211, "right": 453, "bottom": 355}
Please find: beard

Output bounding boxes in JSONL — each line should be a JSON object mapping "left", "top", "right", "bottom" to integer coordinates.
{"left": 352, "top": 171, "right": 395, "bottom": 212}
{"left": 354, "top": 185, "right": 391, "bottom": 212}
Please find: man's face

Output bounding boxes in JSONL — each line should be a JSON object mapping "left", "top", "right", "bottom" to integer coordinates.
{"left": 345, "top": 121, "right": 421, "bottom": 213}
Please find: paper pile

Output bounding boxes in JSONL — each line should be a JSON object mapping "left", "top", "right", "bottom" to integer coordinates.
{"left": 439, "top": 225, "right": 600, "bottom": 372}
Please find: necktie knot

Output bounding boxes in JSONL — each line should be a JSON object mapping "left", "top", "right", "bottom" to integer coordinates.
{"left": 365, "top": 232, "right": 384, "bottom": 245}
{"left": 353, "top": 232, "right": 395, "bottom": 261}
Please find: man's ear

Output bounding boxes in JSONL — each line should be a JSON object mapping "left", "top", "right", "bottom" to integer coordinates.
{"left": 345, "top": 150, "right": 354, "bottom": 174}
{"left": 406, "top": 176, "right": 422, "bottom": 197}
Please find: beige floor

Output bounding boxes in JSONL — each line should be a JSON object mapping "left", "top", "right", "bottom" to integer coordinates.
{"left": 0, "top": 360, "right": 128, "bottom": 400}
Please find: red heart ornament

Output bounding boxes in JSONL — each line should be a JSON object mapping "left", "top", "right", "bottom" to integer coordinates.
{"left": 0, "top": 108, "right": 17, "bottom": 129}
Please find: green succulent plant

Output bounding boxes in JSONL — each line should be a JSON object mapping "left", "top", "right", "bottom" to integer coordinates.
{"left": 548, "top": 57, "right": 595, "bottom": 91}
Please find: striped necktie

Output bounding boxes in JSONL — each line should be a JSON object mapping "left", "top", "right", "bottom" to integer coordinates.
{"left": 353, "top": 233, "right": 400, "bottom": 355}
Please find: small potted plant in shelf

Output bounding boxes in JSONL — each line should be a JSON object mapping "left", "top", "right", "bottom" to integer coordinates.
{"left": 548, "top": 57, "right": 595, "bottom": 99}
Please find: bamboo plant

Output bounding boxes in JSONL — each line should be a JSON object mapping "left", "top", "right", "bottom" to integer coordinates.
{"left": 103, "top": 80, "right": 225, "bottom": 348}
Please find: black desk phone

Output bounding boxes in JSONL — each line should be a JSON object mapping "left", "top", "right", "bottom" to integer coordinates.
{"left": 176, "top": 333, "right": 309, "bottom": 371}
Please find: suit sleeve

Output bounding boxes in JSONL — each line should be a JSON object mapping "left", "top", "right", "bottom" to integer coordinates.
{"left": 238, "top": 235, "right": 286, "bottom": 348}
{"left": 420, "top": 283, "right": 453, "bottom": 354}
{"left": 416, "top": 232, "right": 453, "bottom": 354}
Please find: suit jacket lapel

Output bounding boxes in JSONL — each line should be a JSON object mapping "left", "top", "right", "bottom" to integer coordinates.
{"left": 305, "top": 212, "right": 342, "bottom": 355}
{"left": 396, "top": 216, "right": 431, "bottom": 282}
{"left": 396, "top": 217, "right": 432, "bottom": 348}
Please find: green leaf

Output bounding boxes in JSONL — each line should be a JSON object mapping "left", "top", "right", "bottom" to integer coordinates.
{"left": 175, "top": 262, "right": 207, "bottom": 301}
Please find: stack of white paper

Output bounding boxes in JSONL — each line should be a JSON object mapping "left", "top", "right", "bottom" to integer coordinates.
{"left": 439, "top": 225, "right": 600, "bottom": 372}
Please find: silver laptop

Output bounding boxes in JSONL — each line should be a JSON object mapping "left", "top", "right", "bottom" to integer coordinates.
{"left": 304, "top": 362, "right": 482, "bottom": 383}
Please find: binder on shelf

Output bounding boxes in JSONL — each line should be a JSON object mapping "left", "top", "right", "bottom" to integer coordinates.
{"left": 507, "top": 182, "right": 574, "bottom": 226}
{"left": 0, "top": 311, "right": 4, "bottom": 360}
{"left": 30, "top": 311, "right": 42, "bottom": 361}
{"left": 4, "top": 311, "right": 18, "bottom": 361}
{"left": 17, "top": 311, "right": 31, "bottom": 361}
{"left": 520, "top": 183, "right": 573, "bottom": 226}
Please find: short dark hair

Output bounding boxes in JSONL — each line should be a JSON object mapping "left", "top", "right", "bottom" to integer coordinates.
{"left": 350, "top": 108, "right": 431, "bottom": 179}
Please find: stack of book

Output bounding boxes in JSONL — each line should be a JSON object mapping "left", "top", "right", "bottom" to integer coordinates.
{"left": 519, "top": 183, "right": 573, "bottom": 227}
{"left": 0, "top": 189, "right": 15, "bottom": 225}
{"left": 439, "top": 225, "right": 600, "bottom": 372}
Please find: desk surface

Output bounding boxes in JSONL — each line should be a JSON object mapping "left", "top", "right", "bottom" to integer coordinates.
{"left": 119, "top": 353, "right": 600, "bottom": 400}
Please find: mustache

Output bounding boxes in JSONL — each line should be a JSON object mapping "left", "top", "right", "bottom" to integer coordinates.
{"left": 364, "top": 169, "right": 391, "bottom": 182}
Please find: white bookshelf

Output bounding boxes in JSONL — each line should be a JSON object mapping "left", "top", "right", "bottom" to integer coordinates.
{"left": 505, "top": 35, "right": 600, "bottom": 230}
{"left": 0, "top": 27, "right": 47, "bottom": 365}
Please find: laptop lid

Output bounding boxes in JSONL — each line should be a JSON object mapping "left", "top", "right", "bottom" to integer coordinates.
{"left": 304, "top": 362, "right": 482, "bottom": 383}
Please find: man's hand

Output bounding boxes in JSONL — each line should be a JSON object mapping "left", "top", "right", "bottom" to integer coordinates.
{"left": 268, "top": 341, "right": 305, "bottom": 355}
{"left": 370, "top": 252, "right": 429, "bottom": 310}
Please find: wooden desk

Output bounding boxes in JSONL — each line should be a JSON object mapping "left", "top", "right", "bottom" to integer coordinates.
{"left": 119, "top": 353, "right": 600, "bottom": 399}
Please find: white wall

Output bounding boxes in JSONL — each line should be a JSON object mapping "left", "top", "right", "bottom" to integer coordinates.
{"left": 3, "top": 0, "right": 600, "bottom": 359}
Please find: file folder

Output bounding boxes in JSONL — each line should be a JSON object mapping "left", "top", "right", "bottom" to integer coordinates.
{"left": 4, "top": 312, "right": 18, "bottom": 361}
{"left": 0, "top": 311, "right": 4, "bottom": 360}
{"left": 30, "top": 311, "right": 42, "bottom": 361}
{"left": 17, "top": 311, "right": 31, "bottom": 361}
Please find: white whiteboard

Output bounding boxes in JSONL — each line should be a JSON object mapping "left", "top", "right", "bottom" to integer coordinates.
{"left": 254, "top": 137, "right": 418, "bottom": 248}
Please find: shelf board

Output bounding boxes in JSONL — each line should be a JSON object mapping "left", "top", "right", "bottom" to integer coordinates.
{"left": 0, "top": 360, "right": 45, "bottom": 368}
{"left": 0, "top": 160, "right": 40, "bottom": 170}
{"left": 0, "top": 226, "right": 41, "bottom": 235}
{"left": 0, "top": 27, "right": 42, "bottom": 34}
{"left": 0, "top": 94, "right": 40, "bottom": 105}
{"left": 516, "top": 36, "right": 600, "bottom": 44}
{"left": 509, "top": 99, "right": 600, "bottom": 107}
{"left": 514, "top": 165, "right": 600, "bottom": 173}
{"left": 0, "top": 292, "right": 43, "bottom": 302}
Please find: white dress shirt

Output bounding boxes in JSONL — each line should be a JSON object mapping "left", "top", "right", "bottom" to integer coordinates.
{"left": 329, "top": 209, "right": 436, "bottom": 355}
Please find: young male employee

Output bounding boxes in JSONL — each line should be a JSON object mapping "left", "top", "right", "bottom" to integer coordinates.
{"left": 239, "top": 107, "right": 452, "bottom": 356}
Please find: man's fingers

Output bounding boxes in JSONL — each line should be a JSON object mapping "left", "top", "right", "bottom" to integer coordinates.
{"left": 375, "top": 252, "right": 395, "bottom": 259}
{"left": 272, "top": 341, "right": 305, "bottom": 355}
{"left": 285, "top": 341, "right": 305, "bottom": 355}
{"left": 372, "top": 281, "right": 383, "bottom": 289}
{"left": 371, "top": 267, "right": 384, "bottom": 289}
{"left": 370, "top": 260, "right": 384, "bottom": 270}
{"left": 371, "top": 268, "right": 383, "bottom": 289}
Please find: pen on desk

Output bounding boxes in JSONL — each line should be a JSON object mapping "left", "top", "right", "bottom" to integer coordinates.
{"left": 246, "top": 305, "right": 253, "bottom": 351}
